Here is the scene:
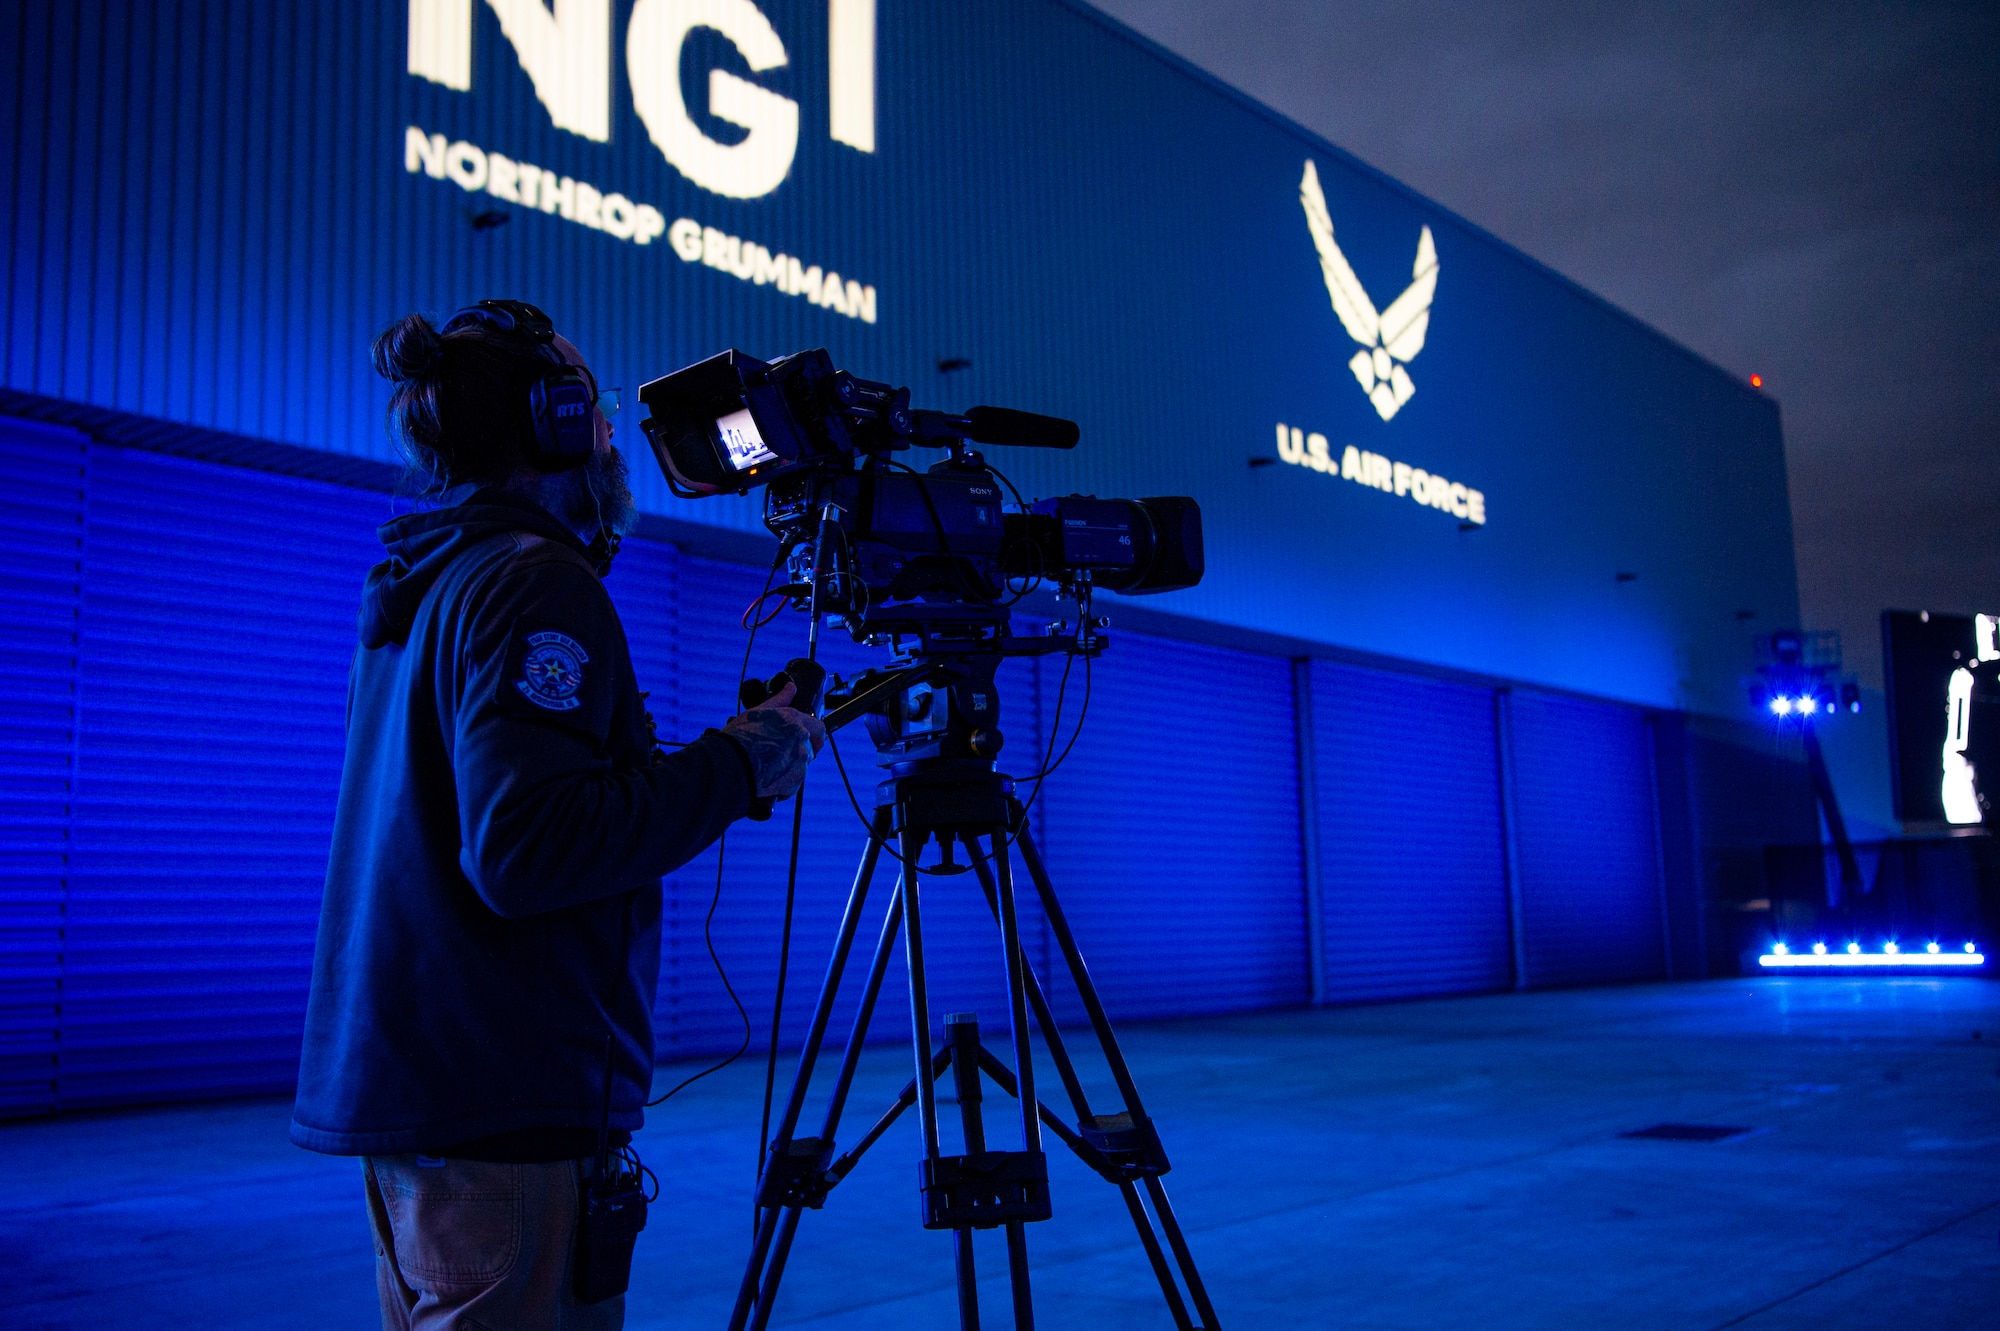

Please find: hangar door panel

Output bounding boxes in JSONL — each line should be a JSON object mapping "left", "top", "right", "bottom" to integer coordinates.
{"left": 65, "top": 447, "right": 383, "bottom": 1107}
{"left": 0, "top": 420, "right": 87, "bottom": 1117}
{"left": 1034, "top": 633, "right": 1307, "bottom": 1022}
{"left": 1508, "top": 692, "right": 1665, "bottom": 987}
{"left": 1310, "top": 661, "right": 1512, "bottom": 1002}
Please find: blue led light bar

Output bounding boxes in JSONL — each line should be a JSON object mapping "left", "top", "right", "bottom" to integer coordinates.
{"left": 1758, "top": 942, "right": 1985, "bottom": 969}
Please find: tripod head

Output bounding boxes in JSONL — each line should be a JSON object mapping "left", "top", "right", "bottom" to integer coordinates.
{"left": 820, "top": 606, "right": 1104, "bottom": 769}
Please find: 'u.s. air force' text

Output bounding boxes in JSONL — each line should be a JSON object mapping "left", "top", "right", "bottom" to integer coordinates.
{"left": 1274, "top": 423, "right": 1486, "bottom": 525}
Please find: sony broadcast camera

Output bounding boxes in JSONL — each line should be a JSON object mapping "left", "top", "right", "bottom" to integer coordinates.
{"left": 636, "top": 348, "right": 1203, "bottom": 764}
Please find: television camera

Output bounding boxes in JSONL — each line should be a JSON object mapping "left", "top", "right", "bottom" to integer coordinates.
{"left": 637, "top": 348, "right": 1203, "bottom": 766}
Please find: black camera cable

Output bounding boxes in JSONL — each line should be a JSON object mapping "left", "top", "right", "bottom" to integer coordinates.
{"left": 645, "top": 546, "right": 788, "bottom": 1111}
{"left": 977, "top": 456, "right": 1050, "bottom": 606}
{"left": 753, "top": 501, "right": 843, "bottom": 1223}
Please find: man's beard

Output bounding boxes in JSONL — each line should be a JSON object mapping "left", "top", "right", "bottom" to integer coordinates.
{"left": 550, "top": 443, "right": 639, "bottom": 541}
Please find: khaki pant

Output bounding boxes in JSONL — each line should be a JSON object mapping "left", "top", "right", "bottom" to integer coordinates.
{"left": 363, "top": 1155, "right": 626, "bottom": 1331}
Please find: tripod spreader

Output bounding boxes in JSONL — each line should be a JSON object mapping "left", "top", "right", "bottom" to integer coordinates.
{"left": 926, "top": 1015, "right": 1052, "bottom": 1230}
{"left": 752, "top": 1136, "right": 837, "bottom": 1211}
{"left": 750, "top": 1025, "right": 1088, "bottom": 1215}
{"left": 1077, "top": 1112, "right": 1173, "bottom": 1183}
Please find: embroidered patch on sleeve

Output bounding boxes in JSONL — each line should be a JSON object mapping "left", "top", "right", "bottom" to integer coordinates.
{"left": 515, "top": 630, "right": 590, "bottom": 712}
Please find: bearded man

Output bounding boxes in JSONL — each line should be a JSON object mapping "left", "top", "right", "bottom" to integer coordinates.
{"left": 292, "top": 300, "right": 823, "bottom": 1329}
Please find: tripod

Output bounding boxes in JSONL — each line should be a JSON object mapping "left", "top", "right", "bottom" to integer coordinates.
{"left": 726, "top": 757, "right": 1220, "bottom": 1331}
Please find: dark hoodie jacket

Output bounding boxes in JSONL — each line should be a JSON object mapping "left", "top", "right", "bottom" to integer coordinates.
{"left": 290, "top": 490, "right": 752, "bottom": 1156}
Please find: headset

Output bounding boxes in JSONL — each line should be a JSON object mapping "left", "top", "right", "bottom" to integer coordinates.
{"left": 439, "top": 299, "right": 596, "bottom": 473}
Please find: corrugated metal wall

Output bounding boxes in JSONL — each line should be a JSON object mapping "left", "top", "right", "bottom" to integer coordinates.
{"left": 1310, "top": 661, "right": 1513, "bottom": 1003}
{"left": 0, "top": 418, "right": 1689, "bottom": 1115}
{"left": 63, "top": 448, "right": 383, "bottom": 1107}
{"left": 0, "top": 419, "right": 86, "bottom": 1117}
{"left": 1032, "top": 633, "right": 1310, "bottom": 1022}
{"left": 1507, "top": 691, "right": 1667, "bottom": 987}
{"left": 0, "top": 431, "right": 390, "bottom": 1112}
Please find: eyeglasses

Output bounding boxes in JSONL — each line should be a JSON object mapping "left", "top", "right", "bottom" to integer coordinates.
{"left": 574, "top": 364, "right": 620, "bottom": 419}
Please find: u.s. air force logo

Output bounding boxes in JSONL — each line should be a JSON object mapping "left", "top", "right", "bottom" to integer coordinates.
{"left": 1300, "top": 159, "right": 1438, "bottom": 422}
{"left": 516, "top": 630, "right": 589, "bottom": 712}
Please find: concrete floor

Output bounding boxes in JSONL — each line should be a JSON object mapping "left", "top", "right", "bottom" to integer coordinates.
{"left": 3, "top": 979, "right": 1997, "bottom": 1329}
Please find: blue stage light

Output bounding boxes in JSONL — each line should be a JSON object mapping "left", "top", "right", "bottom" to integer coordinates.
{"left": 1759, "top": 944, "right": 1984, "bottom": 969}
{"left": 1769, "top": 696, "right": 1793, "bottom": 716}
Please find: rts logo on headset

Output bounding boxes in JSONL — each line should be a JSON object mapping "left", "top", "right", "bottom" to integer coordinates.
{"left": 407, "top": 0, "right": 877, "bottom": 200}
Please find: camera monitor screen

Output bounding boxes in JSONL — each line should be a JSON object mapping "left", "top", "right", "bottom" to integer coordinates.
{"left": 717, "top": 407, "right": 778, "bottom": 471}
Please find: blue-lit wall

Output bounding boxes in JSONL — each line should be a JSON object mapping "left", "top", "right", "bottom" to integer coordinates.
{"left": 0, "top": 1, "right": 1817, "bottom": 1117}
{"left": 0, "top": 0, "right": 1797, "bottom": 718}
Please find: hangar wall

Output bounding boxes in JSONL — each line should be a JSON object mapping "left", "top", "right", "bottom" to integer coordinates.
{"left": 0, "top": 0, "right": 1799, "bottom": 716}
{"left": 3, "top": 422, "right": 1749, "bottom": 1118}
{"left": 0, "top": 0, "right": 1816, "bottom": 1117}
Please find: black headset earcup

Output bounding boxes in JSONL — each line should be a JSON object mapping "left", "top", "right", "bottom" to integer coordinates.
{"left": 527, "top": 370, "right": 595, "bottom": 471}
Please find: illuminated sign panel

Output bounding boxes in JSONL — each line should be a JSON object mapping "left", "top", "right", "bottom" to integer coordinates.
{"left": 1943, "top": 613, "right": 1998, "bottom": 824}
{"left": 1883, "top": 611, "right": 2000, "bottom": 824}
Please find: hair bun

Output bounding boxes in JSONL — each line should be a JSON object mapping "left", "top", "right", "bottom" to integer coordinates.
{"left": 371, "top": 313, "right": 445, "bottom": 384}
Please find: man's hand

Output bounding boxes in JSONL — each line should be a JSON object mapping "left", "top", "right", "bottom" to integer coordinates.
{"left": 723, "top": 681, "right": 828, "bottom": 800}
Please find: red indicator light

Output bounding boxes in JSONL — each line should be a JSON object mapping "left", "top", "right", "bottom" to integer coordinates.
{"left": 1750, "top": 374, "right": 1764, "bottom": 388}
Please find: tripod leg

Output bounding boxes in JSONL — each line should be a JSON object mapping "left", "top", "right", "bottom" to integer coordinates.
{"left": 728, "top": 1205, "right": 790, "bottom": 1331}
{"left": 758, "top": 777, "right": 815, "bottom": 1179}
{"left": 963, "top": 837, "right": 1095, "bottom": 1122}
{"left": 1009, "top": 810, "right": 1150, "bottom": 1117}
{"left": 986, "top": 829, "right": 1042, "bottom": 1157}
{"left": 1012, "top": 810, "right": 1222, "bottom": 1330}
{"left": 955, "top": 1230, "right": 981, "bottom": 1331}
{"left": 897, "top": 826, "right": 977, "bottom": 1330}
{"left": 945, "top": 1013, "right": 1036, "bottom": 1331}
{"left": 981, "top": 832, "right": 1043, "bottom": 1328}
{"left": 820, "top": 889, "right": 905, "bottom": 1138}
{"left": 1006, "top": 1222, "right": 1035, "bottom": 1331}
{"left": 745, "top": 1207, "right": 805, "bottom": 1331}
{"left": 1144, "top": 1176, "right": 1220, "bottom": 1330}
{"left": 761, "top": 807, "right": 893, "bottom": 1161}
{"left": 900, "top": 826, "right": 943, "bottom": 1165}
{"left": 729, "top": 811, "right": 892, "bottom": 1331}
{"left": 1120, "top": 1183, "right": 1195, "bottom": 1331}
{"left": 740, "top": 890, "right": 909, "bottom": 1331}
